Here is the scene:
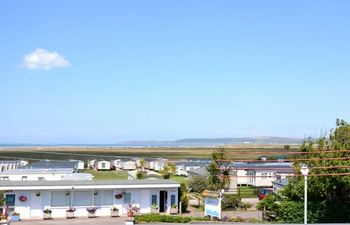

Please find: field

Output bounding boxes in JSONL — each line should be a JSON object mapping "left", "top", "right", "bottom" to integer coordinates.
{"left": 0, "top": 145, "right": 297, "bottom": 162}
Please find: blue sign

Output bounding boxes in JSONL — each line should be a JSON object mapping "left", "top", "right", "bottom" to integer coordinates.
{"left": 204, "top": 196, "right": 222, "bottom": 219}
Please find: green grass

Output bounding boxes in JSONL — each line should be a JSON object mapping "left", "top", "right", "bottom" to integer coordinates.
{"left": 170, "top": 175, "right": 187, "bottom": 183}
{"left": 81, "top": 169, "right": 128, "bottom": 180}
{"left": 238, "top": 186, "right": 258, "bottom": 198}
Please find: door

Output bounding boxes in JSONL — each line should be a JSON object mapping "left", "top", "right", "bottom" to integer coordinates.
{"left": 30, "top": 192, "right": 43, "bottom": 219}
{"left": 159, "top": 191, "right": 168, "bottom": 212}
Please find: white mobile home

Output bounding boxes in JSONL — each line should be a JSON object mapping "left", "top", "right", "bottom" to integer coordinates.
{"left": 0, "top": 168, "right": 74, "bottom": 181}
{"left": 88, "top": 159, "right": 96, "bottom": 169}
{"left": 69, "top": 160, "right": 84, "bottom": 170}
{"left": 0, "top": 179, "right": 180, "bottom": 220}
{"left": 175, "top": 165, "right": 187, "bottom": 176}
{"left": 111, "top": 159, "right": 122, "bottom": 169}
{"left": 95, "top": 160, "right": 111, "bottom": 171}
{"left": 122, "top": 161, "right": 136, "bottom": 170}
{"left": 232, "top": 162, "right": 294, "bottom": 187}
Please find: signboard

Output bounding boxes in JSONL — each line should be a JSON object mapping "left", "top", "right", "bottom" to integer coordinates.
{"left": 204, "top": 195, "right": 222, "bottom": 219}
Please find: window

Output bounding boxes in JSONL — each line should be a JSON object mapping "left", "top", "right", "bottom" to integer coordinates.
{"left": 38, "top": 177, "right": 45, "bottom": 181}
{"left": 73, "top": 191, "right": 92, "bottom": 206}
{"left": 101, "top": 162, "right": 106, "bottom": 169}
{"left": 94, "top": 190, "right": 113, "bottom": 206}
{"left": 151, "top": 194, "right": 157, "bottom": 205}
{"left": 51, "top": 191, "right": 71, "bottom": 207}
{"left": 5, "top": 194, "right": 15, "bottom": 207}
{"left": 0, "top": 176, "right": 9, "bottom": 180}
{"left": 21, "top": 176, "right": 27, "bottom": 181}
{"left": 123, "top": 193, "right": 131, "bottom": 204}
{"left": 261, "top": 172, "right": 268, "bottom": 179}
{"left": 171, "top": 195, "right": 176, "bottom": 206}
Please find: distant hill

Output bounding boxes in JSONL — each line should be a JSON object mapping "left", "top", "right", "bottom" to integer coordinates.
{"left": 117, "top": 137, "right": 303, "bottom": 147}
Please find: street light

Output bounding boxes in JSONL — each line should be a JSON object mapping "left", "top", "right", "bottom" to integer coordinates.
{"left": 300, "top": 165, "right": 309, "bottom": 224}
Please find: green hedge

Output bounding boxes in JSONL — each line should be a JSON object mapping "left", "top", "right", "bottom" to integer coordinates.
{"left": 134, "top": 214, "right": 210, "bottom": 224}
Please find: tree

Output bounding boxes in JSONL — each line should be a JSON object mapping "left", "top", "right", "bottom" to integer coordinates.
{"left": 262, "top": 119, "right": 350, "bottom": 223}
{"left": 139, "top": 159, "right": 145, "bottom": 171}
{"left": 188, "top": 176, "right": 208, "bottom": 193}
{"left": 160, "top": 162, "right": 176, "bottom": 179}
{"left": 179, "top": 182, "right": 189, "bottom": 213}
{"left": 283, "top": 145, "right": 290, "bottom": 150}
{"left": 207, "top": 149, "right": 231, "bottom": 191}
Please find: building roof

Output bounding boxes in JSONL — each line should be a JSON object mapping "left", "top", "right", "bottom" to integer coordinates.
{"left": 0, "top": 160, "right": 21, "bottom": 164}
{"left": 0, "top": 168, "right": 74, "bottom": 174}
{"left": 127, "top": 170, "right": 161, "bottom": 179}
{"left": 232, "top": 162, "right": 294, "bottom": 173}
{"left": 0, "top": 179, "right": 180, "bottom": 190}
{"left": 272, "top": 178, "right": 289, "bottom": 187}
{"left": 187, "top": 167, "right": 209, "bottom": 177}
{"left": 25, "top": 160, "right": 78, "bottom": 169}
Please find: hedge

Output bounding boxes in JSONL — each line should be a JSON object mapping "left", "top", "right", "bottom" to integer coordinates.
{"left": 134, "top": 214, "right": 210, "bottom": 224}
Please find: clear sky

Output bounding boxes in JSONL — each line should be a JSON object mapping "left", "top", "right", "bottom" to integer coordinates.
{"left": 0, "top": 1, "right": 349, "bottom": 144}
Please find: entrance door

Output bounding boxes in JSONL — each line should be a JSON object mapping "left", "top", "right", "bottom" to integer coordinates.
{"left": 30, "top": 192, "right": 42, "bottom": 219}
{"left": 159, "top": 191, "right": 168, "bottom": 212}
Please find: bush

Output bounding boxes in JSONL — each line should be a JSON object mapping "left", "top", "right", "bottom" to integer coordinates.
{"left": 134, "top": 214, "right": 209, "bottom": 223}
{"left": 222, "top": 194, "right": 241, "bottom": 210}
{"left": 180, "top": 182, "right": 189, "bottom": 213}
{"left": 188, "top": 177, "right": 208, "bottom": 193}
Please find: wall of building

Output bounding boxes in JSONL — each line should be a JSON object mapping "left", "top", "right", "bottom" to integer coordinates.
{"left": 7, "top": 187, "right": 178, "bottom": 220}
{"left": 0, "top": 172, "right": 70, "bottom": 181}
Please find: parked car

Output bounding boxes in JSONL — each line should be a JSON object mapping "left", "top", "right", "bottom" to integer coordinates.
{"left": 258, "top": 188, "right": 273, "bottom": 200}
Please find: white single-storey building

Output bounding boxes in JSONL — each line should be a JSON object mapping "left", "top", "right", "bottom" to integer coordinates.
{"left": 69, "top": 160, "right": 85, "bottom": 170}
{"left": 175, "top": 165, "right": 187, "bottom": 176}
{"left": 0, "top": 168, "right": 74, "bottom": 181}
{"left": 95, "top": 160, "right": 111, "bottom": 171}
{"left": 122, "top": 161, "right": 137, "bottom": 170}
{"left": 111, "top": 159, "right": 122, "bottom": 169}
{"left": 0, "top": 179, "right": 180, "bottom": 220}
{"left": 232, "top": 162, "right": 294, "bottom": 187}
{"left": 88, "top": 159, "right": 96, "bottom": 169}
{"left": 0, "top": 168, "right": 92, "bottom": 181}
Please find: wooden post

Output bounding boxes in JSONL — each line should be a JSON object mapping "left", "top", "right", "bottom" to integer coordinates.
{"left": 263, "top": 206, "right": 266, "bottom": 221}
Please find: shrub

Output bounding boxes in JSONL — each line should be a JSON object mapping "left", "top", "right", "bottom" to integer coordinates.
{"left": 134, "top": 214, "right": 209, "bottom": 224}
{"left": 180, "top": 182, "right": 188, "bottom": 213}
{"left": 221, "top": 194, "right": 241, "bottom": 210}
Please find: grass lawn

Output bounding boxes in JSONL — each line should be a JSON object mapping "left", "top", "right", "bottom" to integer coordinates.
{"left": 170, "top": 175, "right": 187, "bottom": 183}
{"left": 81, "top": 169, "right": 128, "bottom": 180}
{"left": 238, "top": 186, "right": 258, "bottom": 198}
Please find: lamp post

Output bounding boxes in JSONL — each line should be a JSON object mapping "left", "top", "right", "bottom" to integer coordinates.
{"left": 300, "top": 165, "right": 309, "bottom": 225}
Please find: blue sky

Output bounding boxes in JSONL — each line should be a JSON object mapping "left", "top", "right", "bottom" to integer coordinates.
{"left": 0, "top": 1, "right": 349, "bottom": 144}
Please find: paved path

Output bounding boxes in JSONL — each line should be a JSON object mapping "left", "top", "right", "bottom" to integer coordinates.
{"left": 13, "top": 216, "right": 127, "bottom": 225}
{"left": 15, "top": 198, "right": 262, "bottom": 225}
{"left": 188, "top": 197, "right": 262, "bottom": 220}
